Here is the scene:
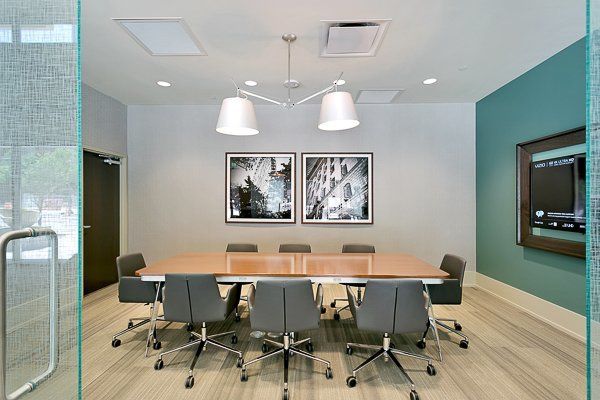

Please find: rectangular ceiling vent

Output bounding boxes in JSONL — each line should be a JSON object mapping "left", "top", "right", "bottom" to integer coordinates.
{"left": 356, "top": 89, "right": 404, "bottom": 104}
{"left": 113, "top": 17, "right": 206, "bottom": 56}
{"left": 320, "top": 19, "right": 391, "bottom": 58}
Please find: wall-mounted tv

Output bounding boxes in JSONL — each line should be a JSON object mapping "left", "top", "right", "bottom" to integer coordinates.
{"left": 530, "top": 153, "right": 585, "bottom": 233}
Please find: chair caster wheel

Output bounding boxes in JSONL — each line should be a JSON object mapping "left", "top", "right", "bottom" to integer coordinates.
{"left": 188, "top": 335, "right": 196, "bottom": 343}
{"left": 346, "top": 376, "right": 357, "bottom": 388}
{"left": 184, "top": 376, "right": 194, "bottom": 389}
{"left": 416, "top": 340, "right": 426, "bottom": 349}
{"left": 111, "top": 338, "right": 121, "bottom": 348}
{"left": 321, "top": 307, "right": 326, "bottom": 314}
{"left": 427, "top": 364, "right": 436, "bottom": 376}
{"left": 153, "top": 341, "right": 161, "bottom": 350}
{"left": 283, "top": 388, "right": 289, "bottom": 400}
{"left": 410, "top": 390, "right": 420, "bottom": 400}
{"left": 454, "top": 322, "right": 462, "bottom": 331}
{"left": 330, "top": 301, "right": 336, "bottom": 308}
{"left": 235, "top": 315, "right": 241, "bottom": 323}
{"left": 237, "top": 357, "right": 244, "bottom": 368}
{"left": 325, "top": 367, "right": 333, "bottom": 379}
{"left": 346, "top": 346, "right": 353, "bottom": 355}
{"left": 186, "top": 323, "right": 194, "bottom": 332}
{"left": 459, "top": 339, "right": 469, "bottom": 349}
{"left": 306, "top": 342, "right": 314, "bottom": 353}
{"left": 262, "top": 343, "right": 269, "bottom": 353}
{"left": 127, "top": 321, "right": 134, "bottom": 329}
{"left": 231, "top": 335, "right": 238, "bottom": 344}
{"left": 333, "top": 313, "right": 340, "bottom": 321}
{"left": 240, "top": 369, "right": 248, "bottom": 382}
{"left": 154, "top": 359, "right": 164, "bottom": 370}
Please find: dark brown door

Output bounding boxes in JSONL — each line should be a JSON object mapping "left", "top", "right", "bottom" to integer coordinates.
{"left": 83, "top": 151, "right": 120, "bottom": 294}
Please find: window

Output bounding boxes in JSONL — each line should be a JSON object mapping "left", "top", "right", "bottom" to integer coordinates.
{"left": 330, "top": 178, "right": 335, "bottom": 189}
{"left": 341, "top": 163, "right": 348, "bottom": 176}
{"left": 21, "top": 24, "right": 75, "bottom": 43}
{"left": 343, "top": 183, "right": 352, "bottom": 199}
{"left": 321, "top": 188, "right": 326, "bottom": 198}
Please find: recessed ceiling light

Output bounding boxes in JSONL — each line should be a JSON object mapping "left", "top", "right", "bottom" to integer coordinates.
{"left": 156, "top": 81, "right": 171, "bottom": 87}
{"left": 334, "top": 79, "right": 346, "bottom": 86}
{"left": 423, "top": 78, "right": 437, "bottom": 85}
{"left": 244, "top": 80, "right": 258, "bottom": 87}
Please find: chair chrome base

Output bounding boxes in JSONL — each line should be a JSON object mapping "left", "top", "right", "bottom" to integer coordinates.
{"left": 111, "top": 312, "right": 164, "bottom": 348}
{"left": 418, "top": 317, "right": 470, "bottom": 350}
{"left": 241, "top": 333, "right": 332, "bottom": 400}
{"left": 154, "top": 322, "right": 243, "bottom": 389}
{"left": 331, "top": 286, "right": 362, "bottom": 321}
{"left": 346, "top": 333, "right": 435, "bottom": 400}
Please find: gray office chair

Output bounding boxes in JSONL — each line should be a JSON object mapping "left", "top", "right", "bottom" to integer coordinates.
{"left": 112, "top": 253, "right": 163, "bottom": 350}
{"left": 153, "top": 274, "right": 243, "bottom": 389}
{"left": 226, "top": 243, "right": 259, "bottom": 252}
{"left": 331, "top": 244, "right": 375, "bottom": 320}
{"left": 240, "top": 279, "right": 332, "bottom": 400}
{"left": 417, "top": 254, "right": 469, "bottom": 350}
{"left": 225, "top": 243, "right": 259, "bottom": 321}
{"left": 345, "top": 280, "right": 436, "bottom": 400}
{"left": 278, "top": 243, "right": 312, "bottom": 253}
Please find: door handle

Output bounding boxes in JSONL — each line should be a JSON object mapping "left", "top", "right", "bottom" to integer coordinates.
{"left": 83, "top": 225, "right": 91, "bottom": 229}
{"left": 0, "top": 228, "right": 59, "bottom": 400}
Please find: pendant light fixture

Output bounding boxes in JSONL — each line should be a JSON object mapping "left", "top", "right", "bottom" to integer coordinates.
{"left": 216, "top": 33, "right": 360, "bottom": 135}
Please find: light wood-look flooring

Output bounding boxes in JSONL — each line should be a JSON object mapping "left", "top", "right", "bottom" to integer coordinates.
{"left": 83, "top": 284, "right": 585, "bottom": 400}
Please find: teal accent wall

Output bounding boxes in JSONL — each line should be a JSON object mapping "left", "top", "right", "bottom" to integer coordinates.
{"left": 476, "top": 38, "right": 586, "bottom": 315}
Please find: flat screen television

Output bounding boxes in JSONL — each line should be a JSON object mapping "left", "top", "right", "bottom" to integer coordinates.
{"left": 530, "top": 153, "right": 585, "bottom": 233}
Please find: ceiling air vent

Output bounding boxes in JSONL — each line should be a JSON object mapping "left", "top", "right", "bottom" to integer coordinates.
{"left": 113, "top": 18, "right": 206, "bottom": 56}
{"left": 356, "top": 89, "right": 404, "bottom": 104}
{"left": 320, "top": 19, "right": 391, "bottom": 58}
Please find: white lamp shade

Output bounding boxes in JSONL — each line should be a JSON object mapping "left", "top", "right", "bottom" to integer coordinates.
{"left": 216, "top": 97, "right": 259, "bottom": 135}
{"left": 318, "top": 91, "right": 360, "bottom": 131}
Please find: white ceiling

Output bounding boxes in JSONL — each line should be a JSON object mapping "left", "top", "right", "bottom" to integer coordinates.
{"left": 82, "top": 0, "right": 585, "bottom": 105}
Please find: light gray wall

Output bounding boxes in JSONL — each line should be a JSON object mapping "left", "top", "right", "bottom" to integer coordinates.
{"left": 82, "top": 83, "right": 127, "bottom": 155}
{"left": 127, "top": 103, "right": 476, "bottom": 272}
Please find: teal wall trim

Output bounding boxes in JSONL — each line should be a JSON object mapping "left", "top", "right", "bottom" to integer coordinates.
{"left": 476, "top": 38, "right": 586, "bottom": 315}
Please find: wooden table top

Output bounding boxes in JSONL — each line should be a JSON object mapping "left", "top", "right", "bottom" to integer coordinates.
{"left": 136, "top": 252, "right": 449, "bottom": 281}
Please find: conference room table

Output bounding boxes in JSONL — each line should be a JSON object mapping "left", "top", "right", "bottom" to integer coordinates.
{"left": 136, "top": 252, "right": 449, "bottom": 359}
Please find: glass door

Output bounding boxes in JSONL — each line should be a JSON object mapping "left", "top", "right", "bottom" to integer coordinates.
{"left": 0, "top": 0, "right": 81, "bottom": 399}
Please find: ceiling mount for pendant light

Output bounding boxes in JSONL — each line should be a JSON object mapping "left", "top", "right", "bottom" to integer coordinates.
{"left": 216, "top": 33, "right": 360, "bottom": 135}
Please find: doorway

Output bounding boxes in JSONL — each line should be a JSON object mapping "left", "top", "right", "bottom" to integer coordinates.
{"left": 83, "top": 150, "right": 121, "bottom": 294}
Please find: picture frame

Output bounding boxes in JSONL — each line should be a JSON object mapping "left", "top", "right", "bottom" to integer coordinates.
{"left": 301, "top": 152, "right": 373, "bottom": 224}
{"left": 226, "top": 152, "right": 296, "bottom": 223}
{"left": 516, "top": 127, "right": 585, "bottom": 258}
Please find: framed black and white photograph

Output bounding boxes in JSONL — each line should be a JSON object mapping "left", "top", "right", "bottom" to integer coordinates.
{"left": 302, "top": 153, "right": 373, "bottom": 224}
{"left": 226, "top": 153, "right": 296, "bottom": 223}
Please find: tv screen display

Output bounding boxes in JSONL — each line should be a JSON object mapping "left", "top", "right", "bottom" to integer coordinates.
{"left": 530, "top": 153, "right": 585, "bottom": 233}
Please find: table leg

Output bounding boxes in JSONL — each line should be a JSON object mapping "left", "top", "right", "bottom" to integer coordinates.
{"left": 145, "top": 281, "right": 162, "bottom": 358}
{"left": 424, "top": 284, "right": 443, "bottom": 363}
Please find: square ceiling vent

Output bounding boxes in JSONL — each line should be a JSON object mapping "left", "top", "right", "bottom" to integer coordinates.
{"left": 320, "top": 19, "right": 391, "bottom": 58}
{"left": 113, "top": 18, "right": 206, "bottom": 56}
{"left": 356, "top": 90, "right": 404, "bottom": 104}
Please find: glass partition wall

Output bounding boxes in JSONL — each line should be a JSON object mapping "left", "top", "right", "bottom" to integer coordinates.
{"left": 0, "top": 0, "right": 81, "bottom": 399}
{"left": 590, "top": 0, "right": 600, "bottom": 397}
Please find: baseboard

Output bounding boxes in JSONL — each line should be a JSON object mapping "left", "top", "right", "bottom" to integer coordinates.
{"left": 475, "top": 272, "right": 585, "bottom": 342}
{"left": 463, "top": 270, "right": 477, "bottom": 287}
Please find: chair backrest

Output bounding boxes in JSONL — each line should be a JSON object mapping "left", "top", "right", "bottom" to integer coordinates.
{"left": 342, "top": 244, "right": 375, "bottom": 253}
{"left": 356, "top": 279, "right": 428, "bottom": 334}
{"left": 116, "top": 253, "right": 146, "bottom": 279}
{"left": 226, "top": 243, "right": 258, "bottom": 252}
{"left": 250, "top": 279, "right": 319, "bottom": 333}
{"left": 279, "top": 244, "right": 312, "bottom": 253}
{"left": 440, "top": 254, "right": 466, "bottom": 285}
{"left": 163, "top": 274, "right": 230, "bottom": 323}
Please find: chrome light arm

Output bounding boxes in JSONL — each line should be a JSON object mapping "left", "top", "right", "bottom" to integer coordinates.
{"left": 238, "top": 89, "right": 283, "bottom": 106}
{"left": 295, "top": 84, "right": 335, "bottom": 105}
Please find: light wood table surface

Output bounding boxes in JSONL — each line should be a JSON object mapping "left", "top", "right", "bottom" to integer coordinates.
{"left": 136, "top": 252, "right": 449, "bottom": 284}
